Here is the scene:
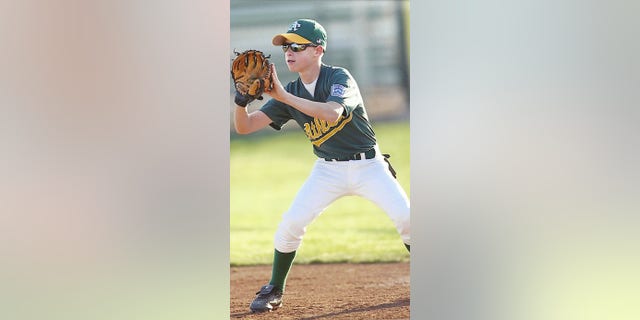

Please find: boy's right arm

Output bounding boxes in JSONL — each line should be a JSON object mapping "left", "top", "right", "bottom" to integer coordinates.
{"left": 234, "top": 107, "right": 272, "bottom": 134}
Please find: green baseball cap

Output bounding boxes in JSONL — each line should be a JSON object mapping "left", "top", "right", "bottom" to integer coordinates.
{"left": 272, "top": 19, "right": 327, "bottom": 50}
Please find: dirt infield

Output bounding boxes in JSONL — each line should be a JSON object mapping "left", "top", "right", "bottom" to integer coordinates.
{"left": 230, "top": 262, "right": 410, "bottom": 319}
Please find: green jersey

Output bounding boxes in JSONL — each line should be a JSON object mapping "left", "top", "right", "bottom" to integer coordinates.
{"left": 260, "top": 64, "right": 377, "bottom": 159}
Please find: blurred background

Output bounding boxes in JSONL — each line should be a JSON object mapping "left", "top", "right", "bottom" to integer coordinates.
{"left": 230, "top": 0, "right": 410, "bottom": 126}
{"left": 2, "top": 0, "right": 640, "bottom": 319}
{"left": 1, "top": 1, "right": 228, "bottom": 319}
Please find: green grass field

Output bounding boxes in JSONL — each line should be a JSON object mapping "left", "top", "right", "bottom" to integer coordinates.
{"left": 230, "top": 120, "right": 410, "bottom": 266}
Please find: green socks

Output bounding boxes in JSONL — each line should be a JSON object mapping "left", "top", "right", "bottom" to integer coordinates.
{"left": 270, "top": 245, "right": 407, "bottom": 292}
{"left": 269, "top": 249, "right": 297, "bottom": 292}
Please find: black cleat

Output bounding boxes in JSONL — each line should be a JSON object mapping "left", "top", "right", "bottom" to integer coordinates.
{"left": 250, "top": 284, "right": 283, "bottom": 312}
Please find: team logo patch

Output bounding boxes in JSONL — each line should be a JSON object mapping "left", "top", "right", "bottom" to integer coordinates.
{"left": 330, "top": 84, "right": 347, "bottom": 97}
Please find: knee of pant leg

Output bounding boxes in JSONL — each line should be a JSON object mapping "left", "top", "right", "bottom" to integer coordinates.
{"left": 395, "top": 208, "right": 410, "bottom": 245}
{"left": 273, "top": 215, "right": 308, "bottom": 253}
{"left": 399, "top": 219, "right": 410, "bottom": 245}
{"left": 274, "top": 229, "right": 300, "bottom": 253}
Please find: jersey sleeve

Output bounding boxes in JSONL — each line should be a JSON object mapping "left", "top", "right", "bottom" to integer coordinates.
{"left": 260, "top": 98, "right": 292, "bottom": 130}
{"left": 325, "top": 68, "right": 363, "bottom": 116}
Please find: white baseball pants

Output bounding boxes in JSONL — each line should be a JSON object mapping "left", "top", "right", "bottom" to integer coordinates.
{"left": 273, "top": 152, "right": 410, "bottom": 253}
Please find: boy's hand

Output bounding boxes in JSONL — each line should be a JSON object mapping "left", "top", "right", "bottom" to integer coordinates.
{"left": 265, "top": 64, "right": 287, "bottom": 102}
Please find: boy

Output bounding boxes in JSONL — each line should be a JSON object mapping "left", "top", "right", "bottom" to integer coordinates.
{"left": 233, "top": 19, "right": 410, "bottom": 312}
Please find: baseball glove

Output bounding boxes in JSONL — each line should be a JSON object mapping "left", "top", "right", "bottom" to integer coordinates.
{"left": 231, "top": 49, "right": 273, "bottom": 107}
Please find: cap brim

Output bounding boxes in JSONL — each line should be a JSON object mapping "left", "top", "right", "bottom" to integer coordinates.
{"left": 272, "top": 33, "right": 312, "bottom": 46}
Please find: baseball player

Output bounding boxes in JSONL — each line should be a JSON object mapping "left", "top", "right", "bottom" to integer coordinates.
{"left": 233, "top": 19, "right": 410, "bottom": 313}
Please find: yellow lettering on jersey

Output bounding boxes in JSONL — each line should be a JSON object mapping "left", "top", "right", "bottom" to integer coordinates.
{"left": 314, "top": 118, "right": 323, "bottom": 134}
{"left": 302, "top": 112, "right": 354, "bottom": 147}
{"left": 303, "top": 122, "right": 312, "bottom": 138}
{"left": 319, "top": 118, "right": 331, "bottom": 133}
{"left": 310, "top": 123, "right": 319, "bottom": 138}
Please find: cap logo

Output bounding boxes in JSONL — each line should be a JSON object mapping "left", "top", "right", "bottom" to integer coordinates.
{"left": 288, "top": 21, "right": 301, "bottom": 32}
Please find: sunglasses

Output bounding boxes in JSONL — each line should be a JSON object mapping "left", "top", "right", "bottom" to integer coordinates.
{"left": 281, "top": 43, "right": 317, "bottom": 53}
